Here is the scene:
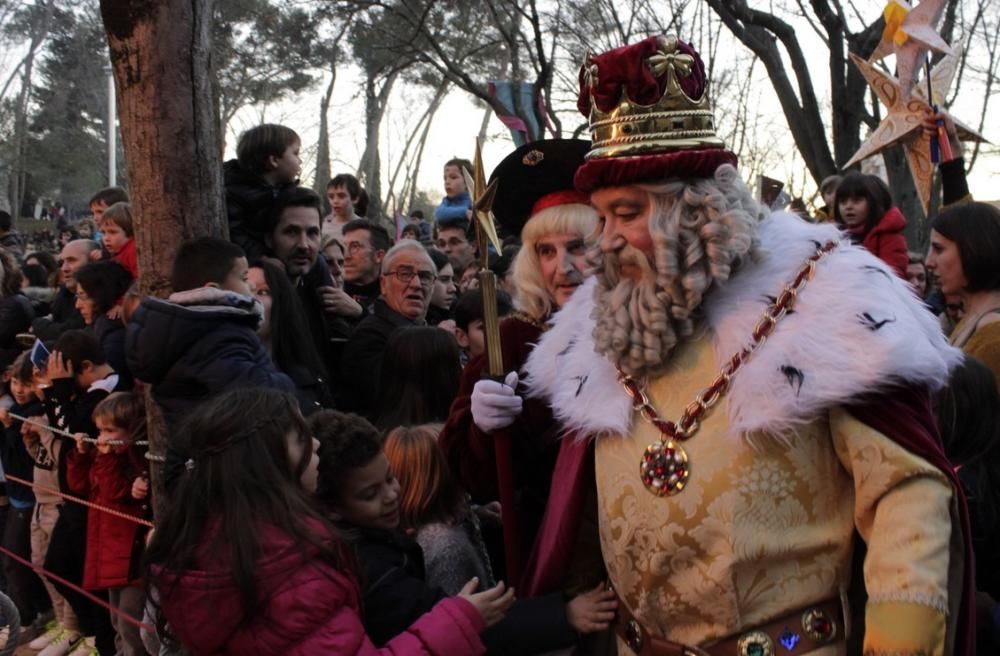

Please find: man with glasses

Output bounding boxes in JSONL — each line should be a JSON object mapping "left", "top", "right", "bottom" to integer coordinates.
{"left": 342, "top": 219, "right": 391, "bottom": 315}
{"left": 340, "top": 241, "right": 437, "bottom": 418}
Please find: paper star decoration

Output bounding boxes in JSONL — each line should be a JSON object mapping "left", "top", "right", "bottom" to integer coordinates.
{"left": 462, "top": 139, "right": 502, "bottom": 259}
{"left": 845, "top": 51, "right": 986, "bottom": 213}
{"left": 870, "top": 0, "right": 954, "bottom": 100}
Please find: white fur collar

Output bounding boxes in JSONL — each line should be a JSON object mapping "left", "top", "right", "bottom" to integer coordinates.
{"left": 523, "top": 212, "right": 962, "bottom": 438}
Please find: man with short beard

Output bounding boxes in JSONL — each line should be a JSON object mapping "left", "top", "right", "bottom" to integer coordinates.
{"left": 520, "top": 36, "right": 974, "bottom": 656}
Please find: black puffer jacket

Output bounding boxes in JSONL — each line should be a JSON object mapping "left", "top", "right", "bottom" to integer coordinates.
{"left": 342, "top": 525, "right": 577, "bottom": 654}
{"left": 224, "top": 159, "right": 294, "bottom": 263}
{"left": 126, "top": 287, "right": 295, "bottom": 431}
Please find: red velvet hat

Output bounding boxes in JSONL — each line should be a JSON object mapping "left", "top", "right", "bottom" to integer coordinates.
{"left": 488, "top": 139, "right": 591, "bottom": 239}
{"left": 574, "top": 35, "right": 737, "bottom": 193}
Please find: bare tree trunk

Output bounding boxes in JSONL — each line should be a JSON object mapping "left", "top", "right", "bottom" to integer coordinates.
{"left": 7, "top": 1, "right": 54, "bottom": 218}
{"left": 408, "top": 86, "right": 449, "bottom": 211}
{"left": 313, "top": 68, "right": 337, "bottom": 201}
{"left": 385, "top": 80, "right": 449, "bottom": 210}
{"left": 357, "top": 68, "right": 399, "bottom": 219}
{"left": 100, "top": 0, "right": 224, "bottom": 517}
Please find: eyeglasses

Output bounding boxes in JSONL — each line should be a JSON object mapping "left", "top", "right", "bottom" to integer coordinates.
{"left": 383, "top": 268, "right": 436, "bottom": 287}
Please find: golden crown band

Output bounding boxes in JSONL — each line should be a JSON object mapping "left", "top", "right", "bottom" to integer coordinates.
{"left": 588, "top": 109, "right": 725, "bottom": 159}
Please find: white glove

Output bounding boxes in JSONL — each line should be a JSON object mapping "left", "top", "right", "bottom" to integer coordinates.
{"left": 472, "top": 371, "right": 523, "bottom": 434}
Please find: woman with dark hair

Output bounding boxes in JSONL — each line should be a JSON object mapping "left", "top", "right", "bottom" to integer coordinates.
{"left": 247, "top": 261, "right": 333, "bottom": 414}
{"left": 24, "top": 251, "right": 59, "bottom": 280}
{"left": 426, "top": 249, "right": 457, "bottom": 326}
{"left": 147, "top": 387, "right": 494, "bottom": 655}
{"left": 73, "top": 260, "right": 134, "bottom": 387}
{"left": 0, "top": 249, "right": 34, "bottom": 368}
{"left": 376, "top": 327, "right": 460, "bottom": 431}
{"left": 935, "top": 356, "right": 1000, "bottom": 651}
{"left": 833, "top": 172, "right": 909, "bottom": 277}
{"left": 928, "top": 202, "right": 1000, "bottom": 385}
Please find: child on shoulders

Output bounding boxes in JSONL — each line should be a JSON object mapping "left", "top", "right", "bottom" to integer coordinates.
{"left": 435, "top": 158, "right": 473, "bottom": 225}
{"left": 100, "top": 202, "right": 137, "bottom": 278}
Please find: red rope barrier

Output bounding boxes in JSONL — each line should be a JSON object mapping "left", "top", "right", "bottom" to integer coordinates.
{"left": 3, "top": 474, "right": 154, "bottom": 529}
{"left": 0, "top": 544, "right": 154, "bottom": 633}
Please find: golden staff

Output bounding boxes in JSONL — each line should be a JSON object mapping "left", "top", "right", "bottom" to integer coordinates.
{"left": 462, "top": 139, "right": 522, "bottom": 582}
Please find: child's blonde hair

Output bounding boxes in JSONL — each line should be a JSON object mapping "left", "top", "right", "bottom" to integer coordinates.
{"left": 103, "top": 202, "right": 134, "bottom": 238}
{"left": 93, "top": 392, "right": 146, "bottom": 440}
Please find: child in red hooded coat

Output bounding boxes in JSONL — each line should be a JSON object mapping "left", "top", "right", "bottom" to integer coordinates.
{"left": 834, "top": 172, "right": 909, "bottom": 277}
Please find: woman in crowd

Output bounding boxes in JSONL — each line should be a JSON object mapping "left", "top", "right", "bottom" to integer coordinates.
{"left": 247, "top": 261, "right": 333, "bottom": 414}
{"left": 927, "top": 201, "right": 1000, "bottom": 385}
{"left": 24, "top": 251, "right": 59, "bottom": 282}
{"left": 0, "top": 249, "right": 34, "bottom": 369}
{"left": 833, "top": 171, "right": 908, "bottom": 277}
{"left": 426, "top": 249, "right": 457, "bottom": 326}
{"left": 375, "top": 326, "right": 461, "bottom": 432}
{"left": 935, "top": 356, "right": 1000, "bottom": 651}
{"left": 320, "top": 234, "right": 345, "bottom": 288}
{"left": 146, "top": 387, "right": 503, "bottom": 655}
{"left": 73, "top": 260, "right": 134, "bottom": 387}
{"left": 439, "top": 139, "right": 598, "bottom": 575}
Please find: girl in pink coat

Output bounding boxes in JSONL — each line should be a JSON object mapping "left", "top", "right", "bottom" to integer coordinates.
{"left": 145, "top": 387, "right": 513, "bottom": 656}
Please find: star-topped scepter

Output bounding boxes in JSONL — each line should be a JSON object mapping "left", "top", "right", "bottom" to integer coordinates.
{"left": 462, "top": 139, "right": 523, "bottom": 583}
{"left": 462, "top": 139, "right": 503, "bottom": 377}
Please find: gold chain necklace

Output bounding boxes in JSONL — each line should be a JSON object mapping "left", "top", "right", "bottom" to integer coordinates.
{"left": 619, "top": 241, "right": 836, "bottom": 497}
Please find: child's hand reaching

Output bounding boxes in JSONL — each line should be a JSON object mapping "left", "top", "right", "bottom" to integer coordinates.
{"left": 458, "top": 577, "right": 515, "bottom": 628}
{"left": 565, "top": 583, "right": 618, "bottom": 634}
{"left": 74, "top": 432, "right": 92, "bottom": 454}
{"left": 131, "top": 476, "right": 149, "bottom": 500}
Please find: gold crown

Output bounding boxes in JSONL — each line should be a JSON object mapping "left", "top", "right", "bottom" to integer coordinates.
{"left": 583, "top": 36, "right": 726, "bottom": 160}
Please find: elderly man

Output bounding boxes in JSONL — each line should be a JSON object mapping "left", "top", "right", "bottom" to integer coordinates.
{"left": 339, "top": 241, "right": 435, "bottom": 419}
{"left": 32, "top": 239, "right": 101, "bottom": 341}
{"left": 521, "top": 36, "right": 974, "bottom": 656}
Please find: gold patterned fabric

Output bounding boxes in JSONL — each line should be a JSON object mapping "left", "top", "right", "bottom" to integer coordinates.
{"left": 594, "top": 335, "right": 952, "bottom": 655}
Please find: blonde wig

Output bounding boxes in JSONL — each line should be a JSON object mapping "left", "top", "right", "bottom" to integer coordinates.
{"left": 510, "top": 203, "right": 599, "bottom": 322}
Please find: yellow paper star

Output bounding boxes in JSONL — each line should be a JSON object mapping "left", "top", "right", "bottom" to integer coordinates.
{"left": 870, "top": 0, "right": 954, "bottom": 100}
{"left": 462, "top": 139, "right": 502, "bottom": 260}
{"left": 845, "top": 52, "right": 985, "bottom": 213}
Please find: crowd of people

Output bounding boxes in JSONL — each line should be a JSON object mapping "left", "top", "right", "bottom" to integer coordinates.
{"left": 0, "top": 32, "right": 997, "bottom": 656}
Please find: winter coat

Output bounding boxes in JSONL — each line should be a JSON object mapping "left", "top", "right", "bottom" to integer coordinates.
{"left": 0, "top": 293, "right": 34, "bottom": 368}
{"left": 93, "top": 314, "right": 132, "bottom": 389}
{"left": 339, "top": 299, "right": 419, "bottom": 418}
{"left": 65, "top": 446, "right": 148, "bottom": 589}
{"left": 0, "top": 231, "right": 24, "bottom": 260}
{"left": 155, "top": 521, "right": 486, "bottom": 656}
{"left": 344, "top": 525, "right": 576, "bottom": 655}
{"left": 224, "top": 159, "right": 294, "bottom": 263}
{"left": 21, "top": 286, "right": 54, "bottom": 318}
{"left": 435, "top": 193, "right": 472, "bottom": 224}
{"left": 32, "top": 285, "right": 86, "bottom": 342}
{"left": 126, "top": 287, "right": 295, "bottom": 430}
{"left": 848, "top": 207, "right": 909, "bottom": 278}
{"left": 112, "top": 238, "right": 138, "bottom": 279}
{"left": 1, "top": 399, "right": 42, "bottom": 505}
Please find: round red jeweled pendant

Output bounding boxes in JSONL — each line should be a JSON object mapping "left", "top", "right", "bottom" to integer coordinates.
{"left": 639, "top": 439, "right": 689, "bottom": 496}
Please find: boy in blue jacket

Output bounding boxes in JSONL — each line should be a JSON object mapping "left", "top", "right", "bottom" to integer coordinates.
{"left": 125, "top": 237, "right": 294, "bottom": 431}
